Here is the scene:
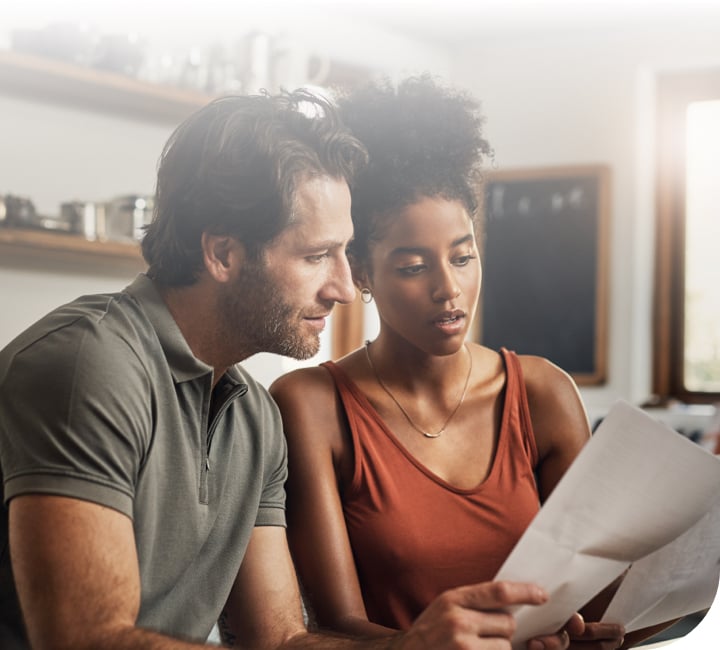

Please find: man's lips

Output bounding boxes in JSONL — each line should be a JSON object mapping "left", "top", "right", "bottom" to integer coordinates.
{"left": 304, "top": 313, "right": 330, "bottom": 330}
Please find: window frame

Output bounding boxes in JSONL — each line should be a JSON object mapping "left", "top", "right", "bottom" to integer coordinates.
{"left": 653, "top": 69, "right": 720, "bottom": 403}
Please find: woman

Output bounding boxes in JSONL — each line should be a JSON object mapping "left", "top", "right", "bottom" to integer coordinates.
{"left": 270, "top": 76, "right": 626, "bottom": 648}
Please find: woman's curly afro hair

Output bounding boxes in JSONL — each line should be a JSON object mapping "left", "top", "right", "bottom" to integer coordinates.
{"left": 337, "top": 74, "right": 492, "bottom": 265}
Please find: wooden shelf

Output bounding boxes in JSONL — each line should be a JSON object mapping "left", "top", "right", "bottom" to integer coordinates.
{"left": 0, "top": 51, "right": 209, "bottom": 270}
{"left": 0, "top": 228, "right": 145, "bottom": 272}
{"left": 0, "top": 50, "right": 213, "bottom": 124}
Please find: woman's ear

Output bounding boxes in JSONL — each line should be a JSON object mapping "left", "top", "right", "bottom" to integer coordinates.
{"left": 201, "top": 232, "right": 245, "bottom": 283}
{"left": 350, "top": 257, "right": 370, "bottom": 293}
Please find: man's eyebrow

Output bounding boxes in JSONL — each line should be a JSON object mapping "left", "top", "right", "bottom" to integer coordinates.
{"left": 299, "top": 238, "right": 348, "bottom": 252}
{"left": 389, "top": 234, "right": 475, "bottom": 256}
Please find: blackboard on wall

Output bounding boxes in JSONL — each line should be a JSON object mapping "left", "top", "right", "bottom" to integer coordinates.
{"left": 478, "top": 166, "right": 609, "bottom": 385}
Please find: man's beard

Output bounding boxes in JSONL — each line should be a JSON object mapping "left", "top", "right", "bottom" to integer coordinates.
{"left": 220, "top": 260, "right": 321, "bottom": 361}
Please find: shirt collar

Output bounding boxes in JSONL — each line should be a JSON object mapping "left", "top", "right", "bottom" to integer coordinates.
{"left": 123, "top": 273, "right": 214, "bottom": 384}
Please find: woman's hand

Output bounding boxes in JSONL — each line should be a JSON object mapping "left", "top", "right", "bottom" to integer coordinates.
{"left": 567, "top": 618, "right": 625, "bottom": 650}
{"left": 396, "top": 581, "right": 580, "bottom": 650}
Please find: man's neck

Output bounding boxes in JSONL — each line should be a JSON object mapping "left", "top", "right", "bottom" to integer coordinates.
{"left": 156, "top": 281, "right": 232, "bottom": 387}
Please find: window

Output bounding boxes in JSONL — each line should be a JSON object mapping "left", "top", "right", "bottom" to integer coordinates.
{"left": 654, "top": 70, "right": 720, "bottom": 402}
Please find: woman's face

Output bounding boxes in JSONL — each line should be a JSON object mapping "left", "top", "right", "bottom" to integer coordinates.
{"left": 365, "top": 196, "right": 481, "bottom": 355}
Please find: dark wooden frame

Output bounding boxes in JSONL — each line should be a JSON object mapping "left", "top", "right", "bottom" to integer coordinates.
{"left": 653, "top": 69, "right": 720, "bottom": 403}
{"left": 476, "top": 165, "right": 610, "bottom": 386}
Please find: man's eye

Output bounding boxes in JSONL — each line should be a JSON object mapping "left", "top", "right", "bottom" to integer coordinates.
{"left": 306, "top": 253, "right": 329, "bottom": 263}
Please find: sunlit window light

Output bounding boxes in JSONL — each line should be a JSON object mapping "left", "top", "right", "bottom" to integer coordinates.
{"left": 684, "top": 99, "right": 720, "bottom": 391}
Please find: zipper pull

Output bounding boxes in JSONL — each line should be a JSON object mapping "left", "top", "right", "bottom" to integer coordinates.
{"left": 205, "top": 457, "right": 210, "bottom": 471}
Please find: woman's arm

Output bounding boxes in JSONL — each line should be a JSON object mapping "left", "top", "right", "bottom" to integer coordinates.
{"left": 522, "top": 356, "right": 626, "bottom": 649}
{"left": 520, "top": 354, "right": 590, "bottom": 501}
{"left": 270, "top": 368, "right": 395, "bottom": 638}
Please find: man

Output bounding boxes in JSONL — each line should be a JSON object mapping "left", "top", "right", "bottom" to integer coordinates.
{"left": 0, "top": 90, "right": 578, "bottom": 650}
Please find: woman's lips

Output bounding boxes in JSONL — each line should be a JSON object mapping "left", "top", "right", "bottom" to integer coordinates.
{"left": 432, "top": 312, "right": 465, "bottom": 334}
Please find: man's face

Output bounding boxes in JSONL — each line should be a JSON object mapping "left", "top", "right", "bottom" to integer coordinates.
{"left": 222, "top": 175, "right": 356, "bottom": 360}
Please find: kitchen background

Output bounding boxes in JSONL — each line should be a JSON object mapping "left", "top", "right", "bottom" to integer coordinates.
{"left": 2, "top": 2, "right": 720, "bottom": 646}
{"left": 1, "top": 0, "right": 719, "bottom": 430}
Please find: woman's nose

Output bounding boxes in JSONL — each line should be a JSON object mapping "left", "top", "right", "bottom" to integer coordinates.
{"left": 432, "top": 267, "right": 461, "bottom": 302}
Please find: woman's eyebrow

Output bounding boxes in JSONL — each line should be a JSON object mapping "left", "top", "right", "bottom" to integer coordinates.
{"left": 389, "top": 234, "right": 474, "bottom": 256}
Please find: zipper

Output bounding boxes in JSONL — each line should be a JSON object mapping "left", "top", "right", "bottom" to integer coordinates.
{"left": 199, "top": 383, "right": 248, "bottom": 504}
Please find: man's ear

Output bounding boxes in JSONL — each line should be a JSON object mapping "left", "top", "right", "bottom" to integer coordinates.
{"left": 201, "top": 232, "right": 245, "bottom": 283}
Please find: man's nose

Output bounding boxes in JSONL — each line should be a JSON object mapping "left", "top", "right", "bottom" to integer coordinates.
{"left": 325, "top": 255, "right": 357, "bottom": 305}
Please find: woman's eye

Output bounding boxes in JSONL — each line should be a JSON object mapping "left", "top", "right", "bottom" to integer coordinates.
{"left": 398, "top": 264, "right": 426, "bottom": 275}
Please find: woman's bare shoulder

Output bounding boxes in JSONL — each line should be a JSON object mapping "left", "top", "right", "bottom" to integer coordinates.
{"left": 270, "top": 349, "right": 365, "bottom": 402}
{"left": 514, "top": 353, "right": 590, "bottom": 458}
{"left": 516, "top": 353, "right": 578, "bottom": 399}
{"left": 269, "top": 350, "right": 368, "bottom": 451}
{"left": 270, "top": 364, "right": 334, "bottom": 396}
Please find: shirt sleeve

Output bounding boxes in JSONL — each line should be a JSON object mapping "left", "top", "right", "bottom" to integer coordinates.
{"left": 254, "top": 388, "right": 288, "bottom": 528}
{"left": 0, "top": 318, "right": 152, "bottom": 518}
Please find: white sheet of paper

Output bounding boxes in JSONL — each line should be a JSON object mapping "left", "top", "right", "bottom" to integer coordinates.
{"left": 601, "top": 493, "right": 720, "bottom": 632}
{"left": 493, "top": 400, "right": 720, "bottom": 649}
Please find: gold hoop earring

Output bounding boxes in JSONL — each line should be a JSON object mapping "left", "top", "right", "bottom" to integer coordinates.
{"left": 360, "top": 288, "right": 373, "bottom": 304}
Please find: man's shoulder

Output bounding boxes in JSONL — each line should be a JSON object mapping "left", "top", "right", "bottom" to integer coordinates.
{"left": 0, "top": 289, "right": 155, "bottom": 384}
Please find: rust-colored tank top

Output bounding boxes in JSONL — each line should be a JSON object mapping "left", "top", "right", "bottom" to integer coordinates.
{"left": 320, "top": 348, "right": 540, "bottom": 630}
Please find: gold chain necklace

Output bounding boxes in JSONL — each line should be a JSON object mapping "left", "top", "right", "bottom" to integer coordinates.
{"left": 364, "top": 341, "right": 473, "bottom": 439}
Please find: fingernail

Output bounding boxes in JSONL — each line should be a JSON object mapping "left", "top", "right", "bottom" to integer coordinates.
{"left": 528, "top": 641, "right": 545, "bottom": 650}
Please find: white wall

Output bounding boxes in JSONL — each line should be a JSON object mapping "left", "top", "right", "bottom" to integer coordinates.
{"left": 0, "top": 11, "right": 452, "bottom": 387}
{"left": 3, "top": 9, "right": 720, "bottom": 415}
{"left": 0, "top": 94, "right": 171, "bottom": 348}
{"left": 451, "top": 15, "right": 720, "bottom": 415}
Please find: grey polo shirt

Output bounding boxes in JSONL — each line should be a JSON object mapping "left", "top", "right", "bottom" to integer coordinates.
{"left": 0, "top": 274, "right": 287, "bottom": 646}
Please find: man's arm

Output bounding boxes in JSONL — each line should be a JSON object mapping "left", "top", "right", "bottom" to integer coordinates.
{"left": 218, "top": 526, "right": 307, "bottom": 648}
{"left": 10, "top": 494, "right": 213, "bottom": 650}
{"left": 10, "top": 494, "right": 574, "bottom": 650}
